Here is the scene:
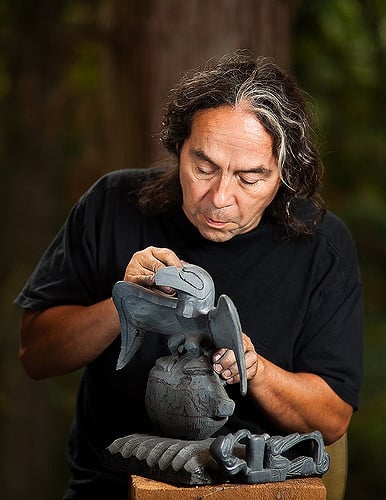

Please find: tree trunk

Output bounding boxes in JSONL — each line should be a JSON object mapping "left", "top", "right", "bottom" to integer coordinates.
{"left": 98, "top": 0, "right": 299, "bottom": 170}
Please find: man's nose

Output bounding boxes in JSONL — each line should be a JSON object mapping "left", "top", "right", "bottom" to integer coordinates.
{"left": 208, "top": 175, "right": 235, "bottom": 208}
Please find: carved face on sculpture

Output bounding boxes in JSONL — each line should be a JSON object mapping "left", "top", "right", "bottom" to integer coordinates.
{"left": 145, "top": 351, "right": 235, "bottom": 440}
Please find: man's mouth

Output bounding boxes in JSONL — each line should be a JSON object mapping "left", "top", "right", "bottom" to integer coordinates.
{"left": 203, "top": 215, "right": 228, "bottom": 228}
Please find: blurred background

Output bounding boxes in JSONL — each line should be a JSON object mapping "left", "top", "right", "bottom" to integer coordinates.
{"left": 0, "top": 1, "right": 384, "bottom": 499}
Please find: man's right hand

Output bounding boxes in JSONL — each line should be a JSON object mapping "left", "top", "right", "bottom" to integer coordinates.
{"left": 19, "top": 247, "right": 183, "bottom": 379}
{"left": 123, "top": 246, "right": 183, "bottom": 295}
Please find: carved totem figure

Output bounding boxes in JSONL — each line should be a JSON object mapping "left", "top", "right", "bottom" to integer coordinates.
{"left": 104, "top": 264, "right": 330, "bottom": 485}
{"left": 112, "top": 263, "right": 246, "bottom": 439}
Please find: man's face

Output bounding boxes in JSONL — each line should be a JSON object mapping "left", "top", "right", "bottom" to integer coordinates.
{"left": 179, "top": 104, "right": 281, "bottom": 242}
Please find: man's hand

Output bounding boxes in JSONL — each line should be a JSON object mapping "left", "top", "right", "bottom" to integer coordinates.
{"left": 212, "top": 333, "right": 258, "bottom": 384}
{"left": 19, "top": 246, "right": 183, "bottom": 379}
{"left": 123, "top": 246, "right": 182, "bottom": 294}
{"left": 213, "top": 332, "right": 353, "bottom": 445}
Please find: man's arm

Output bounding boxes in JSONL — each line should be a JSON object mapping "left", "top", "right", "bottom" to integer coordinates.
{"left": 213, "top": 336, "right": 352, "bottom": 445}
{"left": 19, "top": 300, "right": 120, "bottom": 379}
{"left": 19, "top": 246, "right": 183, "bottom": 379}
{"left": 250, "top": 356, "right": 352, "bottom": 445}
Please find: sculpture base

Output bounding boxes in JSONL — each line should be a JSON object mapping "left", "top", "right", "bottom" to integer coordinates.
{"left": 130, "top": 475, "right": 327, "bottom": 500}
{"left": 103, "top": 430, "right": 329, "bottom": 487}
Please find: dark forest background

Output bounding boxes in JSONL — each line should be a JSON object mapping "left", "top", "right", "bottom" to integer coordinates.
{"left": 0, "top": 1, "right": 385, "bottom": 499}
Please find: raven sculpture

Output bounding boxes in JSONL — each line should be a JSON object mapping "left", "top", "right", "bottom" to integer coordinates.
{"left": 112, "top": 263, "right": 247, "bottom": 395}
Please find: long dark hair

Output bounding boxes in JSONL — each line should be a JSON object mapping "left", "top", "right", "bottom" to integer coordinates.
{"left": 138, "top": 51, "right": 325, "bottom": 238}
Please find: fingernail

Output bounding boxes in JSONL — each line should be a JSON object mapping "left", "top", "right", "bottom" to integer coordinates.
{"left": 213, "top": 353, "right": 221, "bottom": 362}
{"left": 214, "top": 363, "right": 222, "bottom": 373}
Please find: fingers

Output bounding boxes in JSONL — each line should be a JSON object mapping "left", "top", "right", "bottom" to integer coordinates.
{"left": 123, "top": 246, "right": 183, "bottom": 291}
{"left": 213, "top": 333, "right": 258, "bottom": 385}
{"left": 213, "top": 349, "right": 235, "bottom": 381}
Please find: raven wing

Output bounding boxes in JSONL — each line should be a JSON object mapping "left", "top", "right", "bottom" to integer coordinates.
{"left": 112, "top": 281, "right": 180, "bottom": 369}
{"left": 208, "top": 294, "right": 247, "bottom": 396}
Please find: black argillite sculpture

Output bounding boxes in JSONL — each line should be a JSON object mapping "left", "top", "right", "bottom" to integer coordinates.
{"left": 210, "top": 428, "right": 329, "bottom": 483}
{"left": 103, "top": 264, "right": 330, "bottom": 485}
{"left": 113, "top": 263, "right": 246, "bottom": 439}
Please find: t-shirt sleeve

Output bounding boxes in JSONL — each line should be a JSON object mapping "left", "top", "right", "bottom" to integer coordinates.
{"left": 14, "top": 193, "right": 107, "bottom": 311}
{"left": 293, "top": 218, "right": 364, "bottom": 410}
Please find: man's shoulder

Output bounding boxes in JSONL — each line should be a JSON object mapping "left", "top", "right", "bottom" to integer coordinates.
{"left": 90, "top": 167, "right": 160, "bottom": 192}
{"left": 79, "top": 167, "right": 165, "bottom": 204}
{"left": 315, "top": 210, "right": 358, "bottom": 261}
{"left": 317, "top": 210, "right": 353, "bottom": 241}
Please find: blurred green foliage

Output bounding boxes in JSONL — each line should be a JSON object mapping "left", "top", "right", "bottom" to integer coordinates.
{"left": 294, "top": 1, "right": 386, "bottom": 498}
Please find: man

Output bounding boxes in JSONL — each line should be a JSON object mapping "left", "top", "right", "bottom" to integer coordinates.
{"left": 15, "top": 52, "right": 363, "bottom": 499}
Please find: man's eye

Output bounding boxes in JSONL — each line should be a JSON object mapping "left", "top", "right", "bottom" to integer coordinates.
{"left": 238, "top": 175, "right": 262, "bottom": 185}
{"left": 195, "top": 165, "right": 216, "bottom": 177}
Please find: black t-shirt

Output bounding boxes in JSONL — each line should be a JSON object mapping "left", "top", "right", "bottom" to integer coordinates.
{"left": 15, "top": 168, "right": 363, "bottom": 498}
